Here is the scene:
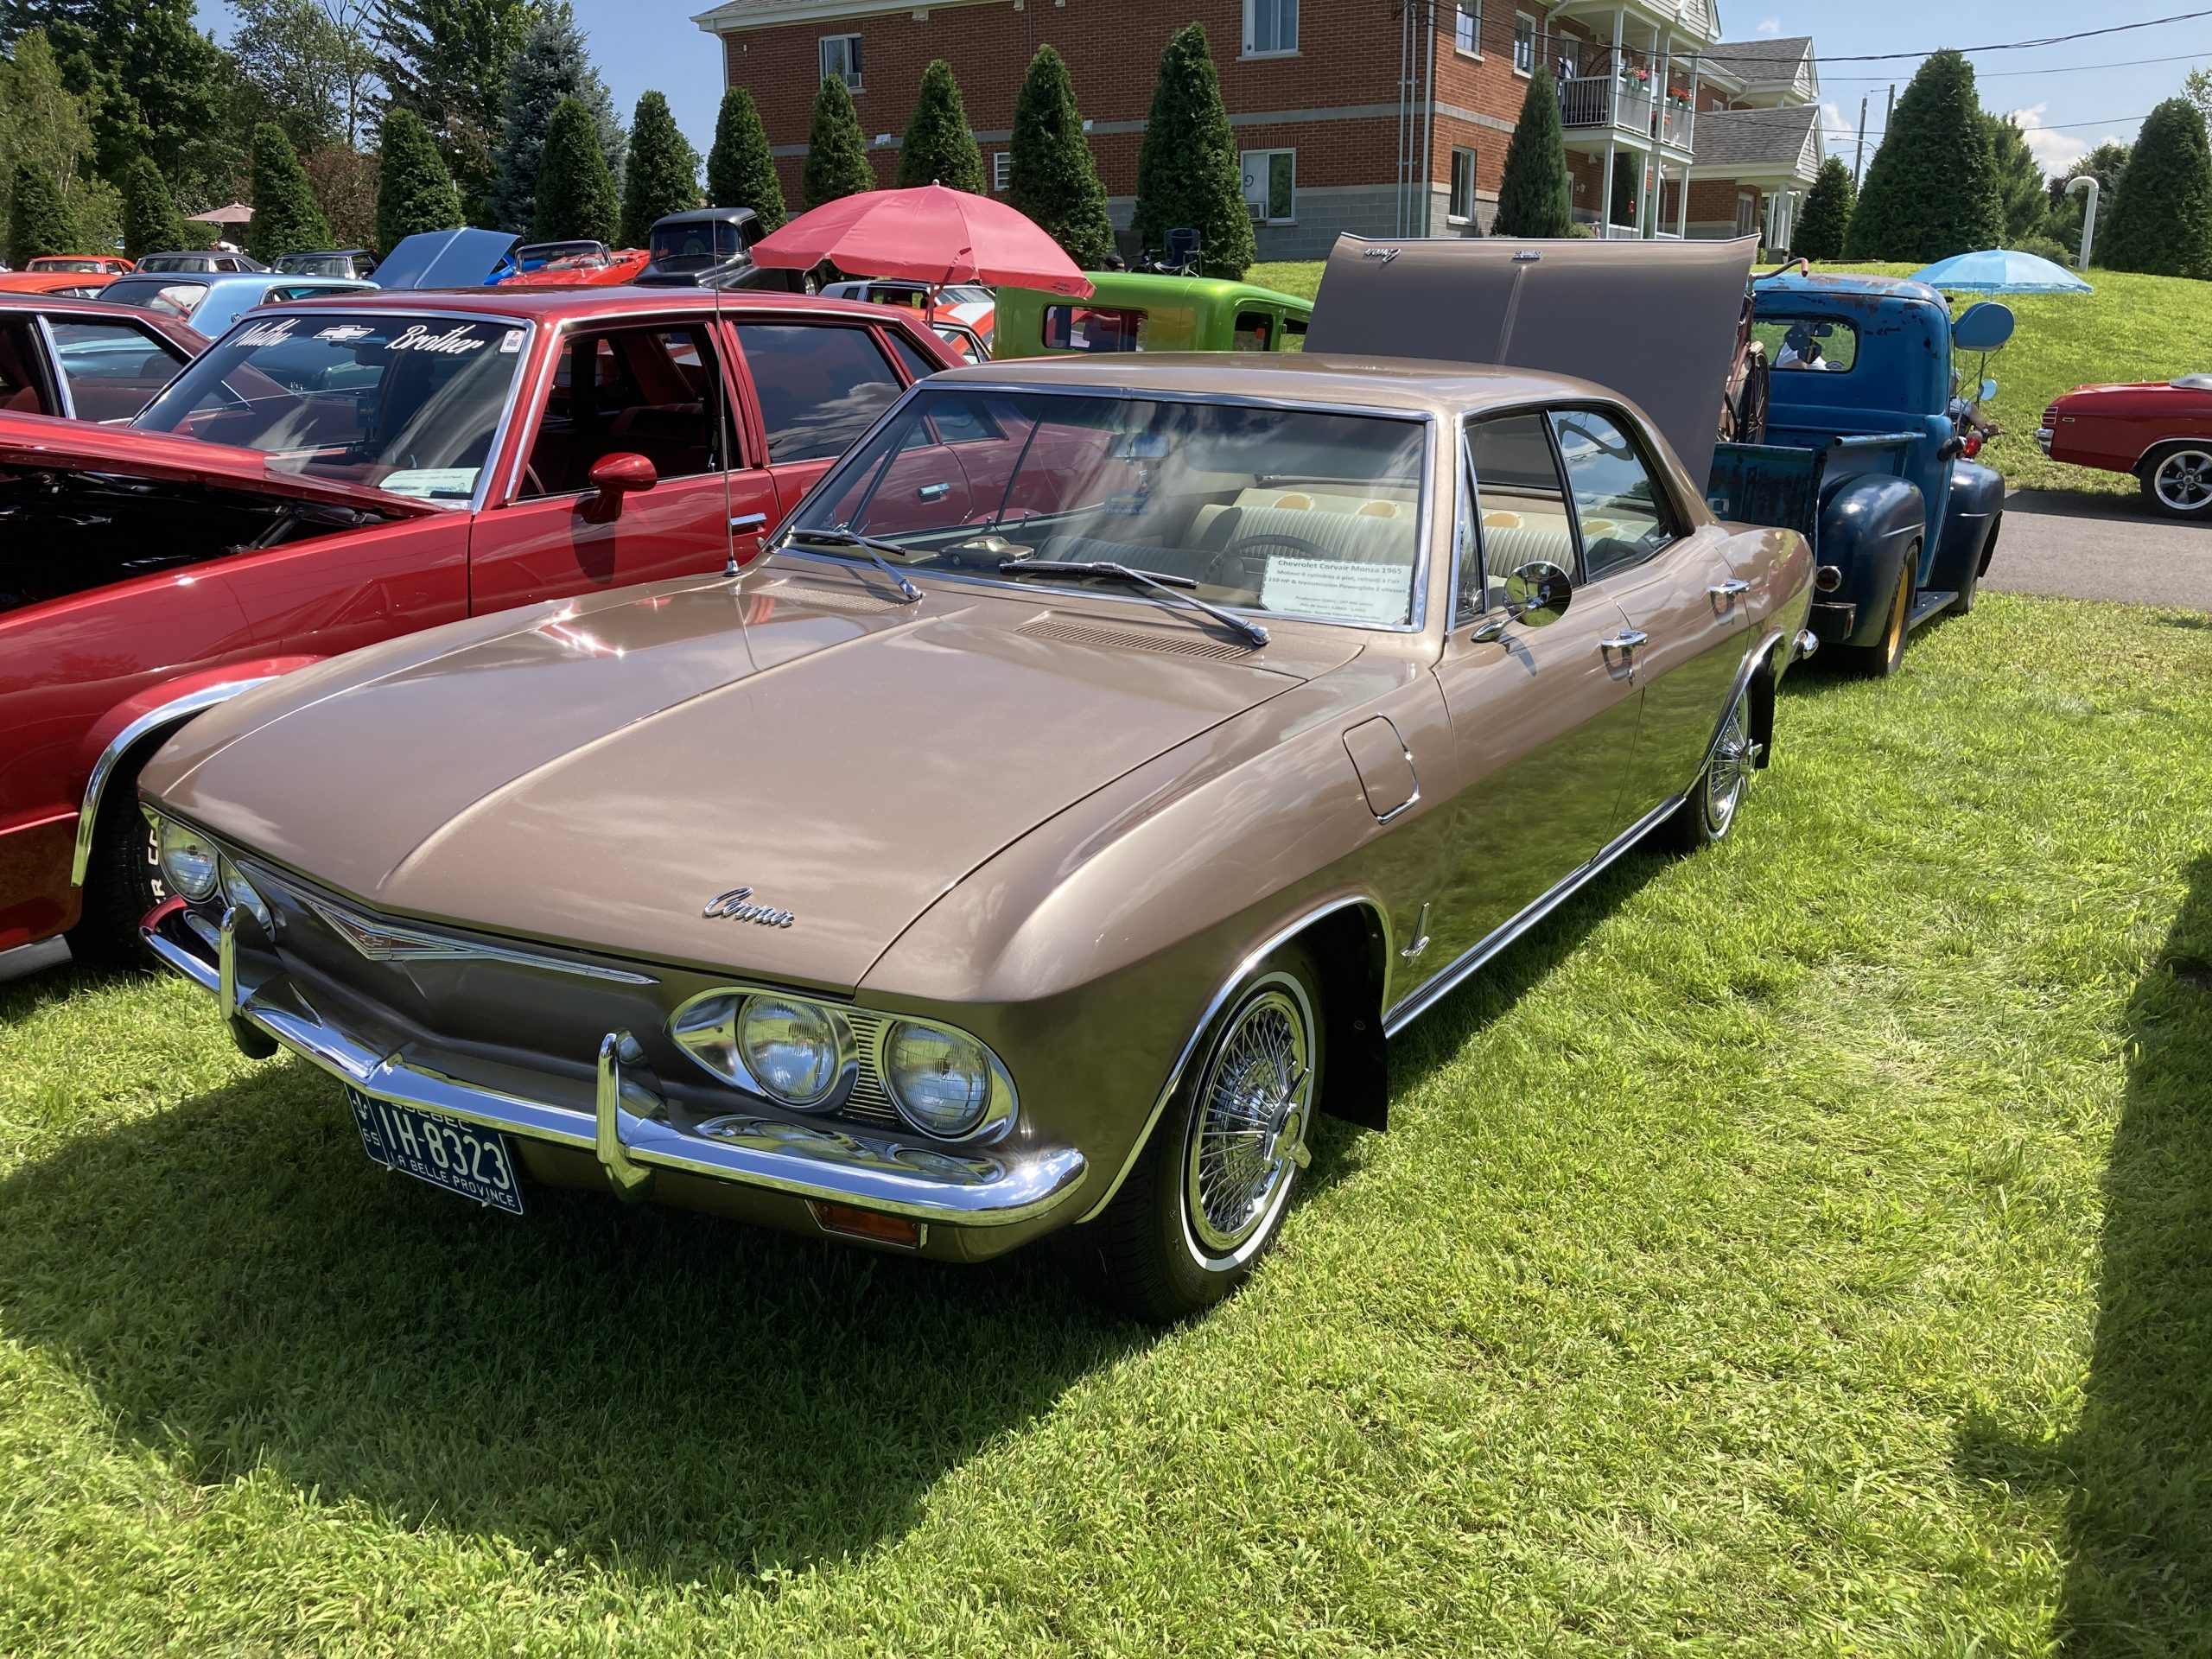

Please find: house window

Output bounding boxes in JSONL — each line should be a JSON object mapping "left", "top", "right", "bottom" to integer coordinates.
{"left": 1448, "top": 148, "right": 1477, "bottom": 223}
{"left": 1735, "top": 192, "right": 1758, "bottom": 237}
{"left": 819, "top": 34, "right": 862, "bottom": 91}
{"left": 1513, "top": 12, "right": 1536, "bottom": 75}
{"left": 1241, "top": 149, "right": 1295, "bottom": 224}
{"left": 993, "top": 151, "right": 1012, "bottom": 192}
{"left": 1454, "top": 1, "right": 1479, "bottom": 54}
{"left": 1244, "top": 0, "right": 1297, "bottom": 55}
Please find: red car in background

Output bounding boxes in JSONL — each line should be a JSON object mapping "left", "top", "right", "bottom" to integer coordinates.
{"left": 0, "top": 293, "right": 205, "bottom": 419}
{"left": 0, "top": 285, "right": 958, "bottom": 963}
{"left": 26, "top": 255, "right": 135, "bottom": 276}
{"left": 2037, "top": 373, "right": 2212, "bottom": 520}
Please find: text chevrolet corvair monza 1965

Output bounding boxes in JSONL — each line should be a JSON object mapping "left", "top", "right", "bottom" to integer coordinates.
{"left": 138, "top": 237, "right": 1815, "bottom": 1320}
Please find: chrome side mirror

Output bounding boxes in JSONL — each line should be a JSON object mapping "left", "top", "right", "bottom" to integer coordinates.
{"left": 1470, "top": 560, "right": 1573, "bottom": 643}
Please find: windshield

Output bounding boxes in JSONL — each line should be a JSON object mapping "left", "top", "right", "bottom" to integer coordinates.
{"left": 789, "top": 387, "right": 1429, "bottom": 628}
{"left": 650, "top": 220, "right": 747, "bottom": 270}
{"left": 131, "top": 311, "right": 525, "bottom": 502}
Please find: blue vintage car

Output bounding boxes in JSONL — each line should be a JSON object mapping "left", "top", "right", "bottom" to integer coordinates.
{"left": 1707, "top": 272, "right": 2012, "bottom": 675}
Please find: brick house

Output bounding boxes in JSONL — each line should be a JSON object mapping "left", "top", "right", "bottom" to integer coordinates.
{"left": 690, "top": 0, "right": 1823, "bottom": 257}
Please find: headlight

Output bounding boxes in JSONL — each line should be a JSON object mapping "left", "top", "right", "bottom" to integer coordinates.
{"left": 735, "top": 995, "right": 849, "bottom": 1109}
{"left": 219, "top": 859, "right": 271, "bottom": 931}
{"left": 883, "top": 1021, "right": 994, "bottom": 1138}
{"left": 155, "top": 817, "right": 219, "bottom": 901}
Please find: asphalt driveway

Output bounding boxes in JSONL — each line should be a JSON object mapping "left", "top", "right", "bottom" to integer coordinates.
{"left": 1988, "top": 490, "right": 2210, "bottom": 609}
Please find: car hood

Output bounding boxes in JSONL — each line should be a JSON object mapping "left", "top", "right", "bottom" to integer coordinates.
{"left": 144, "top": 565, "right": 1354, "bottom": 991}
{"left": 373, "top": 227, "right": 522, "bottom": 289}
{"left": 0, "top": 412, "right": 442, "bottom": 515}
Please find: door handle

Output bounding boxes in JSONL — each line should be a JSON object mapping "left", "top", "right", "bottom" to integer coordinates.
{"left": 1599, "top": 630, "right": 1649, "bottom": 653}
{"left": 729, "top": 512, "right": 768, "bottom": 534}
{"left": 917, "top": 481, "right": 950, "bottom": 501}
{"left": 1709, "top": 578, "right": 1751, "bottom": 599}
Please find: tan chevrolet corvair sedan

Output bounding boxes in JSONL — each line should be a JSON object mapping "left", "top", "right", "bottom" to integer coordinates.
{"left": 137, "top": 237, "right": 1815, "bottom": 1321}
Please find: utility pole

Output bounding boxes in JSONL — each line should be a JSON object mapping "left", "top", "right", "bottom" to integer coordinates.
{"left": 1853, "top": 96, "right": 1868, "bottom": 185}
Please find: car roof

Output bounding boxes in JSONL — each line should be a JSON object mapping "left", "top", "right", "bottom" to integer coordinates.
{"left": 930, "top": 351, "right": 1626, "bottom": 417}
{"left": 653, "top": 207, "right": 758, "bottom": 226}
{"left": 1757, "top": 270, "right": 1947, "bottom": 306}
{"left": 230, "top": 286, "right": 920, "bottom": 327}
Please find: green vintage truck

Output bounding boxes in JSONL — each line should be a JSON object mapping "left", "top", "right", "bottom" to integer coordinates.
{"left": 992, "top": 271, "right": 1312, "bottom": 359}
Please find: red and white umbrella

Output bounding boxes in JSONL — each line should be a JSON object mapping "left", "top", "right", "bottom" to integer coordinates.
{"left": 750, "top": 185, "right": 1092, "bottom": 296}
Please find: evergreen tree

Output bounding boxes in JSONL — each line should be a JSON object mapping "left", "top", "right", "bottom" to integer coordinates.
{"left": 1985, "top": 114, "right": 2048, "bottom": 247}
{"left": 377, "top": 0, "right": 534, "bottom": 215}
{"left": 895, "top": 59, "right": 985, "bottom": 193}
{"left": 374, "top": 105, "right": 463, "bottom": 252}
{"left": 1492, "top": 67, "right": 1573, "bottom": 238}
{"left": 1131, "top": 23, "right": 1252, "bottom": 277}
{"left": 802, "top": 73, "right": 874, "bottom": 209}
{"left": 1005, "top": 43, "right": 1112, "bottom": 268}
{"left": 534, "top": 94, "right": 619, "bottom": 243}
{"left": 2099, "top": 97, "right": 2212, "bottom": 279}
{"left": 706, "top": 85, "right": 784, "bottom": 227}
{"left": 1794, "top": 155, "right": 1855, "bottom": 261}
{"left": 486, "top": 1, "right": 626, "bottom": 236}
{"left": 119, "top": 152, "right": 190, "bottom": 257}
{"left": 245, "top": 122, "right": 334, "bottom": 259}
{"left": 1843, "top": 49, "right": 2002, "bottom": 262}
{"left": 619, "top": 90, "right": 697, "bottom": 245}
{"left": 7, "top": 160, "right": 76, "bottom": 265}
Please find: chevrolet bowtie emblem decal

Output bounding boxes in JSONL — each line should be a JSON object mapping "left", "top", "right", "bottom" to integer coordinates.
{"left": 702, "top": 887, "right": 797, "bottom": 928}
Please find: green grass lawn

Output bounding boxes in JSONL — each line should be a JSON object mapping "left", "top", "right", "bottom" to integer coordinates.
{"left": 1251, "top": 259, "right": 2212, "bottom": 498}
{"left": 4, "top": 595, "right": 2211, "bottom": 1655}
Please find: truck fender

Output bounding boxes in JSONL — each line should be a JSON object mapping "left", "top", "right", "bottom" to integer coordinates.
{"left": 1926, "top": 461, "right": 2005, "bottom": 597}
{"left": 69, "top": 657, "right": 322, "bottom": 887}
{"left": 1819, "top": 475, "right": 1923, "bottom": 648}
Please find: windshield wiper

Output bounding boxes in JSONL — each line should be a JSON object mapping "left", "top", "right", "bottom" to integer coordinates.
{"left": 997, "top": 558, "right": 1268, "bottom": 648}
{"left": 777, "top": 526, "right": 922, "bottom": 603}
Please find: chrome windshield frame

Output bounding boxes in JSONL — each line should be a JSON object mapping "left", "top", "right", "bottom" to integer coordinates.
{"left": 774, "top": 380, "right": 1439, "bottom": 637}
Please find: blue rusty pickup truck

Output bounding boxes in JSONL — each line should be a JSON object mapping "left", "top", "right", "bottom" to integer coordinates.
{"left": 1708, "top": 271, "right": 2012, "bottom": 675}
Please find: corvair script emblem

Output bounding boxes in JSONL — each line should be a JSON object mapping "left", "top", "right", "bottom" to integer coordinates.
{"left": 702, "top": 887, "right": 796, "bottom": 928}
{"left": 1363, "top": 246, "right": 1401, "bottom": 264}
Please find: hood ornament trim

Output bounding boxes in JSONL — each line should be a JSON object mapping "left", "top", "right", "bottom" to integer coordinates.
{"left": 702, "top": 887, "right": 797, "bottom": 928}
{"left": 296, "top": 891, "right": 658, "bottom": 984}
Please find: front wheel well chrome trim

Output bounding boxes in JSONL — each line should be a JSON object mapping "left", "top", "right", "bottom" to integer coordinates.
{"left": 1073, "top": 893, "right": 1394, "bottom": 1225}
{"left": 72, "top": 677, "right": 276, "bottom": 887}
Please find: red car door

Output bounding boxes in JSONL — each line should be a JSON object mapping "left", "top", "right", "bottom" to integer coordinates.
{"left": 467, "top": 319, "right": 777, "bottom": 613}
{"left": 727, "top": 320, "right": 918, "bottom": 522}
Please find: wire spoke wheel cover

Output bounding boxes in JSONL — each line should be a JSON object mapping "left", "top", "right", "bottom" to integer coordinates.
{"left": 1704, "top": 683, "right": 1755, "bottom": 837}
{"left": 1181, "top": 974, "right": 1315, "bottom": 1268}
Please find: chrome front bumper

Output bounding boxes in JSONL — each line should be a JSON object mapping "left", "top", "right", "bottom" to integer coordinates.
{"left": 2033, "top": 426, "right": 2053, "bottom": 455}
{"left": 143, "top": 899, "right": 1087, "bottom": 1228}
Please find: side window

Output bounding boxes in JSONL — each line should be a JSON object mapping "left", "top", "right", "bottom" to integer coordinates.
{"left": 1465, "top": 410, "right": 1578, "bottom": 600}
{"left": 733, "top": 322, "right": 903, "bottom": 465}
{"left": 47, "top": 320, "right": 188, "bottom": 421}
{"left": 521, "top": 325, "right": 727, "bottom": 498}
{"left": 1548, "top": 408, "right": 1678, "bottom": 581}
{"left": 0, "top": 320, "right": 56, "bottom": 416}
{"left": 1043, "top": 304, "right": 1147, "bottom": 353}
{"left": 1752, "top": 315, "right": 1859, "bottom": 373}
{"left": 1231, "top": 309, "right": 1275, "bottom": 352}
{"left": 882, "top": 328, "right": 940, "bottom": 383}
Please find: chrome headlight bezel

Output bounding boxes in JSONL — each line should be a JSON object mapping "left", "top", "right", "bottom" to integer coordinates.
{"left": 880, "top": 1018, "right": 1014, "bottom": 1141}
{"left": 668, "top": 986, "right": 1016, "bottom": 1143}
{"left": 153, "top": 815, "right": 219, "bottom": 901}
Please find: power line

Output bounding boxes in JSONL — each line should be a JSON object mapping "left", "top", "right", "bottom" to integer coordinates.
{"left": 1802, "top": 9, "right": 2212, "bottom": 64}
{"left": 1821, "top": 51, "right": 2209, "bottom": 83}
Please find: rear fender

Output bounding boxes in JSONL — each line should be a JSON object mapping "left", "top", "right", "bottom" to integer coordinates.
{"left": 1819, "top": 474, "right": 1923, "bottom": 646}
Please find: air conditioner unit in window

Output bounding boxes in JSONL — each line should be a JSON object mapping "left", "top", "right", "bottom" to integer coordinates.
{"left": 1246, "top": 200, "right": 1267, "bottom": 221}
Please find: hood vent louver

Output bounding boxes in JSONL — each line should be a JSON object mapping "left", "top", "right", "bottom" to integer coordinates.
{"left": 757, "top": 582, "right": 905, "bottom": 614}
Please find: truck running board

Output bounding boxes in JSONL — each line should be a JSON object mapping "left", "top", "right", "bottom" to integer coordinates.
{"left": 1907, "top": 588, "right": 1959, "bottom": 629}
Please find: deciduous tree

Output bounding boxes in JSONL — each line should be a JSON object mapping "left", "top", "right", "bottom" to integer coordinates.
{"left": 1794, "top": 155, "right": 1854, "bottom": 260}
{"left": 376, "top": 0, "right": 532, "bottom": 215}
{"left": 1493, "top": 67, "right": 1573, "bottom": 238}
{"left": 246, "top": 121, "right": 333, "bottom": 259}
{"left": 802, "top": 73, "right": 873, "bottom": 209}
{"left": 1131, "top": 22, "right": 1252, "bottom": 277}
{"left": 1844, "top": 49, "right": 2002, "bottom": 262}
{"left": 374, "top": 104, "right": 462, "bottom": 252}
{"left": 229, "top": 0, "right": 378, "bottom": 154}
{"left": 895, "top": 58, "right": 984, "bottom": 193}
{"left": 534, "top": 94, "right": 619, "bottom": 244}
{"left": 486, "top": 2, "right": 625, "bottom": 236}
{"left": 302, "top": 145, "right": 378, "bottom": 249}
{"left": 706, "top": 85, "right": 784, "bottom": 227}
{"left": 1005, "top": 44, "right": 1112, "bottom": 267}
{"left": 2100, "top": 97, "right": 2212, "bottom": 279}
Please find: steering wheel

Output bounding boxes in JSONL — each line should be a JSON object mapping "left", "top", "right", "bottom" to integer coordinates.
{"left": 1199, "top": 531, "right": 1332, "bottom": 586}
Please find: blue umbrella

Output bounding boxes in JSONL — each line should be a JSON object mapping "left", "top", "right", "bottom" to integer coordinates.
{"left": 1909, "top": 248, "right": 2093, "bottom": 294}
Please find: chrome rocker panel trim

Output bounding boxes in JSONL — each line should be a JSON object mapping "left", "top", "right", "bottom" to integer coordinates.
{"left": 141, "top": 901, "right": 1086, "bottom": 1228}
{"left": 73, "top": 678, "right": 276, "bottom": 887}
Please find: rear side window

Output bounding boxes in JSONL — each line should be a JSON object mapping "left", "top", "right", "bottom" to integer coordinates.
{"left": 882, "top": 329, "right": 940, "bottom": 383}
{"left": 0, "top": 320, "right": 55, "bottom": 416}
{"left": 1043, "top": 304, "right": 1147, "bottom": 353}
{"left": 733, "top": 322, "right": 903, "bottom": 464}
{"left": 102, "top": 278, "right": 207, "bottom": 317}
{"left": 1232, "top": 309, "right": 1276, "bottom": 352}
{"left": 1755, "top": 315, "right": 1859, "bottom": 373}
{"left": 1464, "top": 411, "right": 1576, "bottom": 616}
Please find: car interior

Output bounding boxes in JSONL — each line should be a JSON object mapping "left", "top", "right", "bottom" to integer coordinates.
{"left": 0, "top": 321, "right": 54, "bottom": 415}
{"left": 520, "top": 327, "right": 723, "bottom": 497}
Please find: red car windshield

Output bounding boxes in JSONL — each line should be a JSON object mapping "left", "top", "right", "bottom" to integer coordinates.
{"left": 131, "top": 311, "right": 526, "bottom": 502}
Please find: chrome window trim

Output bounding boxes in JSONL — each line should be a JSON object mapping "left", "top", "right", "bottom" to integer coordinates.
{"left": 777, "top": 381, "right": 1438, "bottom": 636}
{"left": 30, "top": 314, "right": 75, "bottom": 420}
{"left": 72, "top": 679, "right": 276, "bottom": 887}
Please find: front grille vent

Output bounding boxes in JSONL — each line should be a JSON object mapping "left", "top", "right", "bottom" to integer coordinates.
{"left": 1020, "top": 615, "right": 1252, "bottom": 661}
{"left": 838, "top": 1007, "right": 901, "bottom": 1127}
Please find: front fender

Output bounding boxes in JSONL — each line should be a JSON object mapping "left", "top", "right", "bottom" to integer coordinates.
{"left": 1818, "top": 474, "right": 1924, "bottom": 646}
{"left": 1927, "top": 460, "right": 2005, "bottom": 594}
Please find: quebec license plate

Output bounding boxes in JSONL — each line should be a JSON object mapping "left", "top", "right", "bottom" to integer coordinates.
{"left": 346, "top": 1087, "right": 524, "bottom": 1215}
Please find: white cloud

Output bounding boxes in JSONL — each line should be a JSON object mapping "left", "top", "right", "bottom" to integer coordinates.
{"left": 1755, "top": 16, "right": 1781, "bottom": 35}
{"left": 2008, "top": 103, "right": 2121, "bottom": 179}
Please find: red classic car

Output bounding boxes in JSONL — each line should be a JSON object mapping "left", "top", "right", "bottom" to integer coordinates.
{"left": 0, "top": 286, "right": 957, "bottom": 963}
{"left": 1, "top": 292, "right": 206, "bottom": 419}
{"left": 2037, "top": 373, "right": 2212, "bottom": 519}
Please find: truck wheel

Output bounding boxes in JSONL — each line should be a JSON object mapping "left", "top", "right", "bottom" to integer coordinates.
{"left": 1069, "top": 944, "right": 1322, "bottom": 1324}
{"left": 1951, "top": 513, "right": 1999, "bottom": 615}
{"left": 2141, "top": 444, "right": 2212, "bottom": 519}
{"left": 1846, "top": 548, "right": 1917, "bottom": 677}
{"left": 62, "top": 765, "right": 165, "bottom": 970}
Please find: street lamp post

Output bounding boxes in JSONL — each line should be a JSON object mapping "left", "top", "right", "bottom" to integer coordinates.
{"left": 2066, "top": 175, "right": 2100, "bottom": 273}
